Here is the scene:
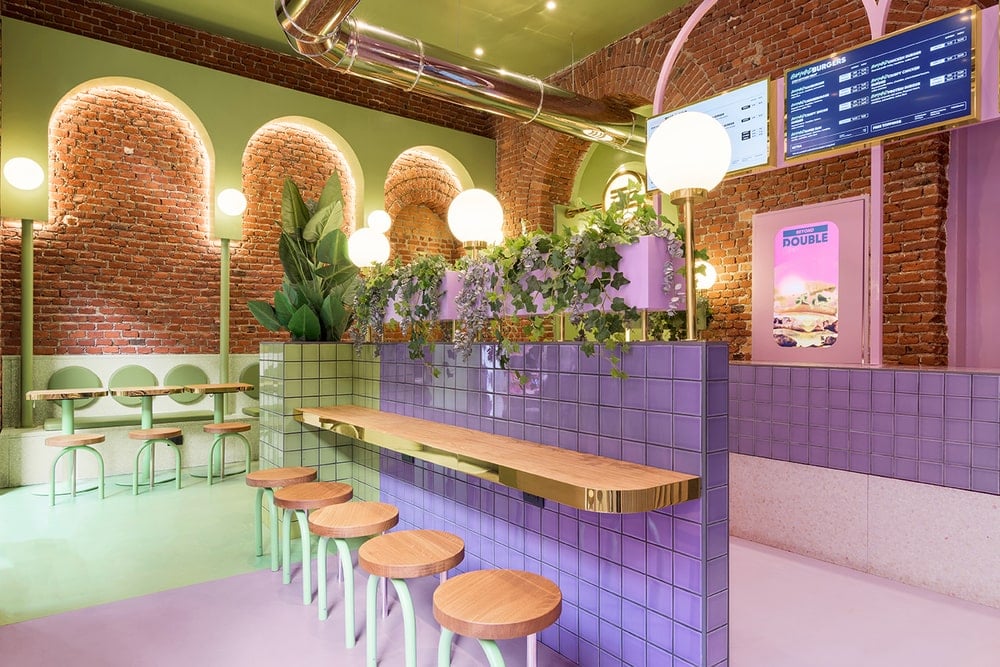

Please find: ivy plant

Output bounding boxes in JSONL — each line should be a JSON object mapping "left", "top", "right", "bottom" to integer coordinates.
{"left": 394, "top": 253, "right": 448, "bottom": 372}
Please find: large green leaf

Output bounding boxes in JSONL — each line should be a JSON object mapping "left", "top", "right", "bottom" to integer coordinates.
{"left": 278, "top": 233, "right": 309, "bottom": 284}
{"left": 316, "top": 227, "right": 357, "bottom": 286}
{"left": 247, "top": 301, "right": 281, "bottom": 331}
{"left": 281, "top": 177, "right": 309, "bottom": 235}
{"left": 274, "top": 289, "right": 296, "bottom": 326}
{"left": 302, "top": 201, "right": 334, "bottom": 243}
{"left": 288, "top": 305, "right": 322, "bottom": 340}
{"left": 320, "top": 292, "right": 350, "bottom": 341}
{"left": 316, "top": 172, "right": 343, "bottom": 213}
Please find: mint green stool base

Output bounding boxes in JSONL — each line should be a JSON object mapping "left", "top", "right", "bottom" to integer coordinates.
{"left": 281, "top": 508, "right": 314, "bottom": 603}
{"left": 366, "top": 574, "right": 418, "bottom": 667}
{"left": 254, "top": 487, "right": 282, "bottom": 571}
{"left": 48, "top": 444, "right": 105, "bottom": 507}
{"left": 317, "top": 536, "right": 370, "bottom": 647}
{"left": 437, "top": 628, "right": 506, "bottom": 667}
{"left": 206, "top": 432, "right": 251, "bottom": 486}
{"left": 132, "top": 438, "right": 182, "bottom": 496}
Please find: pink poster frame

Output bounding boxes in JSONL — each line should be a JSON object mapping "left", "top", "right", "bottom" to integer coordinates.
{"left": 751, "top": 196, "right": 869, "bottom": 364}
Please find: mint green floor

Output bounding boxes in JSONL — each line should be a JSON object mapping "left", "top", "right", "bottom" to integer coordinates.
{"left": 0, "top": 471, "right": 268, "bottom": 626}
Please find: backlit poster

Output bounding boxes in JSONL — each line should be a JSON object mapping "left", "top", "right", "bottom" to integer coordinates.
{"left": 773, "top": 222, "right": 840, "bottom": 348}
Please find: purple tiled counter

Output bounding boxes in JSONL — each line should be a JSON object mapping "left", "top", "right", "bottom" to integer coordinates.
{"left": 378, "top": 342, "right": 730, "bottom": 667}
{"left": 730, "top": 363, "right": 1000, "bottom": 495}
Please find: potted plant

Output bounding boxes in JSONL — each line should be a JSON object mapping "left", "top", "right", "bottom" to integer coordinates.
{"left": 248, "top": 174, "right": 359, "bottom": 341}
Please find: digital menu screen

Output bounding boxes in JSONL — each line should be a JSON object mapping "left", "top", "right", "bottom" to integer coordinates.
{"left": 785, "top": 8, "right": 976, "bottom": 160}
{"left": 646, "top": 78, "right": 771, "bottom": 192}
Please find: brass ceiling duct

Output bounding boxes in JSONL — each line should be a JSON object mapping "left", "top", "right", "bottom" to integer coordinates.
{"left": 277, "top": 0, "right": 645, "bottom": 155}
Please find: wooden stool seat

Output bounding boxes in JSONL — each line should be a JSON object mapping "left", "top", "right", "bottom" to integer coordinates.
{"left": 245, "top": 466, "right": 318, "bottom": 571}
{"left": 203, "top": 421, "right": 251, "bottom": 435}
{"left": 45, "top": 433, "right": 105, "bottom": 448}
{"left": 273, "top": 481, "right": 354, "bottom": 606}
{"left": 434, "top": 570, "right": 562, "bottom": 667}
{"left": 308, "top": 502, "right": 401, "bottom": 645}
{"left": 245, "top": 466, "right": 317, "bottom": 489}
{"left": 128, "top": 426, "right": 182, "bottom": 440}
{"left": 360, "top": 529, "right": 465, "bottom": 579}
{"left": 274, "top": 481, "right": 353, "bottom": 510}
{"left": 360, "top": 530, "right": 465, "bottom": 667}
{"left": 309, "top": 501, "right": 399, "bottom": 539}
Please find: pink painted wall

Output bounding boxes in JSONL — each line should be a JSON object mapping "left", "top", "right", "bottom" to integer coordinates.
{"left": 947, "top": 118, "right": 1000, "bottom": 369}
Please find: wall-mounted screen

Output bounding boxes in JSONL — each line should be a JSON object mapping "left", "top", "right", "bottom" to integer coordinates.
{"left": 646, "top": 78, "right": 771, "bottom": 192}
{"left": 785, "top": 7, "right": 977, "bottom": 160}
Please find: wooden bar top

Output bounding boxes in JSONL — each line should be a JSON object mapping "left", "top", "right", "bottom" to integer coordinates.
{"left": 295, "top": 405, "right": 700, "bottom": 514}
{"left": 110, "top": 385, "right": 184, "bottom": 397}
{"left": 27, "top": 388, "right": 108, "bottom": 401}
{"left": 184, "top": 382, "right": 253, "bottom": 394}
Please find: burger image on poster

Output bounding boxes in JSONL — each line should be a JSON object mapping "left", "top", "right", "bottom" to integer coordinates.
{"left": 772, "top": 221, "right": 840, "bottom": 348}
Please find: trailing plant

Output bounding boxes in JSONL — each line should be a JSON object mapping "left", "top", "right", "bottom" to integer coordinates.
{"left": 248, "top": 174, "right": 359, "bottom": 341}
{"left": 351, "top": 258, "right": 400, "bottom": 357}
{"left": 452, "top": 253, "right": 502, "bottom": 362}
{"left": 394, "top": 253, "right": 448, "bottom": 371}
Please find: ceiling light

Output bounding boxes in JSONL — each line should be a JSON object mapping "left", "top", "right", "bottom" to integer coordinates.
{"left": 367, "top": 209, "right": 392, "bottom": 233}
{"left": 546, "top": 1, "right": 557, "bottom": 10}
{"left": 474, "top": 47, "right": 484, "bottom": 58}
{"left": 448, "top": 188, "right": 504, "bottom": 255}
{"left": 3, "top": 157, "right": 44, "bottom": 191}
{"left": 348, "top": 228, "right": 391, "bottom": 268}
{"left": 217, "top": 188, "right": 247, "bottom": 216}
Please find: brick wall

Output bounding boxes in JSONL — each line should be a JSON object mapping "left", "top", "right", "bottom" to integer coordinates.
{"left": 232, "top": 122, "right": 356, "bottom": 354}
{"left": 0, "top": 85, "right": 215, "bottom": 356}
{"left": 497, "top": 0, "right": 982, "bottom": 364}
{"left": 0, "top": 0, "right": 494, "bottom": 138}
{"left": 384, "top": 149, "right": 463, "bottom": 262}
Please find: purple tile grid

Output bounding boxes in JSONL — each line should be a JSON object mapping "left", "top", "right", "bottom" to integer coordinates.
{"left": 379, "top": 342, "right": 730, "bottom": 667}
{"left": 730, "top": 363, "right": 1000, "bottom": 496}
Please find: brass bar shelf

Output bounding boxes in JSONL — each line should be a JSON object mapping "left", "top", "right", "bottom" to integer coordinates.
{"left": 295, "top": 405, "right": 700, "bottom": 514}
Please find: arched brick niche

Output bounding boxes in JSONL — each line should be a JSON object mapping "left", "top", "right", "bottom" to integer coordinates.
{"left": 1, "top": 84, "right": 213, "bottom": 356}
{"left": 384, "top": 149, "right": 463, "bottom": 263}
{"left": 232, "top": 121, "right": 357, "bottom": 353}
{"left": 496, "top": 0, "right": 968, "bottom": 364}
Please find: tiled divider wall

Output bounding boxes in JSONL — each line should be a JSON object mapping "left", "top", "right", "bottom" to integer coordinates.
{"left": 729, "top": 364, "right": 1000, "bottom": 495}
{"left": 378, "top": 342, "right": 730, "bottom": 667}
{"left": 258, "top": 342, "right": 379, "bottom": 501}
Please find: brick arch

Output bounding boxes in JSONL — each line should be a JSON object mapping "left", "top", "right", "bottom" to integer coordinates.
{"left": 19, "top": 84, "right": 215, "bottom": 355}
{"left": 383, "top": 149, "right": 464, "bottom": 262}
{"left": 231, "top": 122, "right": 356, "bottom": 353}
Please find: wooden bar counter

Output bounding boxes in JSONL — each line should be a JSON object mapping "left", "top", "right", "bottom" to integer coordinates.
{"left": 295, "top": 405, "right": 700, "bottom": 513}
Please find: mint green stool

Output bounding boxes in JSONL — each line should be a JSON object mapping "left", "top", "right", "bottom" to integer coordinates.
{"left": 45, "top": 433, "right": 106, "bottom": 507}
{"left": 308, "top": 502, "right": 399, "bottom": 648}
{"left": 203, "top": 421, "right": 252, "bottom": 485}
{"left": 359, "top": 529, "right": 465, "bottom": 667}
{"left": 245, "top": 466, "right": 318, "bottom": 571}
{"left": 273, "top": 481, "right": 353, "bottom": 605}
{"left": 434, "top": 569, "right": 562, "bottom": 667}
{"left": 128, "top": 427, "right": 182, "bottom": 495}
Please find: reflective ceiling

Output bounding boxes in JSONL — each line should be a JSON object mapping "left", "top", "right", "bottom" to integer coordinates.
{"left": 98, "top": 0, "right": 686, "bottom": 78}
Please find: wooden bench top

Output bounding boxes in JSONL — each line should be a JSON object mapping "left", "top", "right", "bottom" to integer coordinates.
{"left": 273, "top": 481, "right": 353, "bottom": 510}
{"left": 46, "top": 433, "right": 105, "bottom": 448}
{"left": 27, "top": 388, "right": 108, "bottom": 401}
{"left": 110, "top": 386, "right": 184, "bottom": 397}
{"left": 359, "top": 529, "right": 464, "bottom": 579}
{"left": 245, "top": 466, "right": 317, "bottom": 489}
{"left": 308, "top": 501, "right": 399, "bottom": 539}
{"left": 184, "top": 382, "right": 253, "bottom": 395}
{"left": 295, "top": 405, "right": 700, "bottom": 514}
{"left": 433, "top": 569, "right": 561, "bottom": 640}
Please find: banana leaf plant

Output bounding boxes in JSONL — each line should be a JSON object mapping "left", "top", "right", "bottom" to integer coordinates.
{"left": 248, "top": 174, "right": 359, "bottom": 341}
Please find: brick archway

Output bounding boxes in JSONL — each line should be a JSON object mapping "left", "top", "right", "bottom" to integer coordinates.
{"left": 384, "top": 149, "right": 464, "bottom": 262}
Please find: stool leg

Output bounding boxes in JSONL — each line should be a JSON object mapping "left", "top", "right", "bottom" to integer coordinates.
{"left": 133, "top": 442, "right": 150, "bottom": 496}
{"left": 334, "top": 538, "right": 356, "bottom": 648}
{"left": 282, "top": 506, "right": 293, "bottom": 584}
{"left": 296, "top": 509, "right": 311, "bottom": 604}
{"left": 148, "top": 440, "right": 156, "bottom": 491}
{"left": 265, "top": 489, "right": 279, "bottom": 571}
{"left": 70, "top": 449, "right": 78, "bottom": 498}
{"left": 82, "top": 446, "right": 106, "bottom": 501}
{"left": 237, "top": 433, "right": 251, "bottom": 474}
{"left": 437, "top": 628, "right": 455, "bottom": 667}
{"left": 170, "top": 443, "right": 182, "bottom": 490}
{"left": 219, "top": 436, "right": 227, "bottom": 481}
{"left": 208, "top": 436, "right": 221, "bottom": 486}
{"left": 317, "top": 536, "right": 330, "bottom": 620}
{"left": 526, "top": 633, "right": 537, "bottom": 667}
{"left": 254, "top": 487, "right": 265, "bottom": 557}
{"left": 366, "top": 574, "right": 381, "bottom": 667}
{"left": 49, "top": 448, "right": 71, "bottom": 507}
{"left": 477, "top": 640, "right": 506, "bottom": 667}
{"left": 390, "top": 579, "right": 417, "bottom": 667}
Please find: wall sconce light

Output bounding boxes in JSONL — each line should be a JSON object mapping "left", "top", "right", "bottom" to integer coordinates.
{"left": 367, "top": 209, "right": 392, "bottom": 234}
{"left": 217, "top": 188, "right": 248, "bottom": 216}
{"left": 447, "top": 188, "right": 504, "bottom": 255}
{"left": 695, "top": 259, "right": 718, "bottom": 291}
{"left": 3, "top": 157, "right": 44, "bottom": 191}
{"left": 645, "top": 111, "right": 731, "bottom": 340}
{"left": 348, "top": 227, "right": 391, "bottom": 268}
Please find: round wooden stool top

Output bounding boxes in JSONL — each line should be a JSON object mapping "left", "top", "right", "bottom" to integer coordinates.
{"left": 204, "top": 421, "right": 251, "bottom": 434}
{"left": 308, "top": 502, "right": 399, "bottom": 539}
{"left": 45, "top": 433, "right": 105, "bottom": 448}
{"left": 128, "top": 427, "right": 182, "bottom": 441}
{"left": 273, "top": 481, "right": 353, "bottom": 511}
{"left": 433, "top": 570, "right": 562, "bottom": 641}
{"left": 359, "top": 529, "right": 464, "bottom": 579}
{"left": 245, "top": 466, "right": 317, "bottom": 489}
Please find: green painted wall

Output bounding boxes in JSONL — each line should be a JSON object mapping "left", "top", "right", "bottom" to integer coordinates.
{"left": 0, "top": 19, "right": 496, "bottom": 233}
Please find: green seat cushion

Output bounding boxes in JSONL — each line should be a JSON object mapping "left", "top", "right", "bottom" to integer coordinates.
{"left": 43, "top": 410, "right": 215, "bottom": 431}
{"left": 164, "top": 365, "right": 209, "bottom": 404}
{"left": 242, "top": 406, "right": 260, "bottom": 417}
{"left": 239, "top": 363, "right": 260, "bottom": 400}
{"left": 47, "top": 366, "right": 103, "bottom": 410}
{"left": 108, "top": 365, "right": 158, "bottom": 407}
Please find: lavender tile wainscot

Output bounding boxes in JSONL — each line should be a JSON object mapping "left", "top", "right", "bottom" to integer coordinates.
{"left": 261, "top": 341, "right": 729, "bottom": 666}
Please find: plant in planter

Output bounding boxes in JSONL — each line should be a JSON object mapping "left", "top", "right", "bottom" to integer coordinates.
{"left": 452, "top": 252, "right": 503, "bottom": 362}
{"left": 351, "top": 257, "right": 400, "bottom": 357}
{"left": 248, "top": 174, "right": 359, "bottom": 341}
{"left": 394, "top": 253, "right": 449, "bottom": 372}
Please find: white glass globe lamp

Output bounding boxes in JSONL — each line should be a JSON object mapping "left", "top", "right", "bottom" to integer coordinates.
{"left": 348, "top": 227, "right": 391, "bottom": 268}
